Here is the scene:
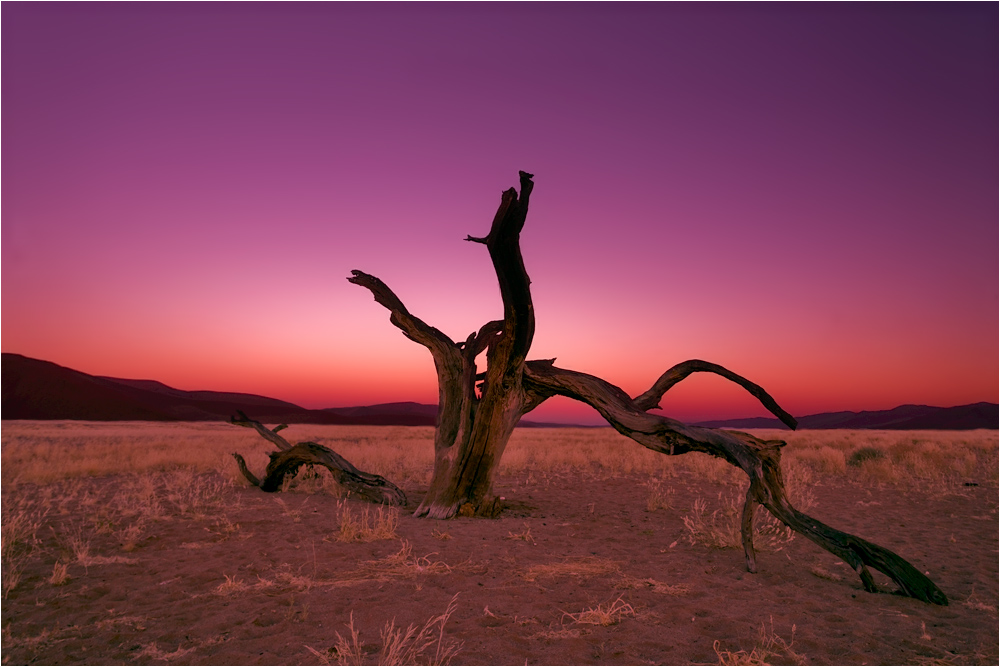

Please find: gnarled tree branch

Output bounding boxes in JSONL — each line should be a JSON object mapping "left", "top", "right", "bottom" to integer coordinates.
{"left": 521, "top": 360, "right": 948, "bottom": 605}
{"left": 230, "top": 414, "right": 407, "bottom": 506}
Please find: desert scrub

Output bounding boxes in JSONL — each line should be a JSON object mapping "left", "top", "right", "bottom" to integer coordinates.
{"left": 847, "top": 446, "right": 886, "bottom": 467}
{"left": 3, "top": 422, "right": 995, "bottom": 490}
{"left": 758, "top": 429, "right": 999, "bottom": 487}
{"left": 499, "top": 427, "right": 678, "bottom": 478}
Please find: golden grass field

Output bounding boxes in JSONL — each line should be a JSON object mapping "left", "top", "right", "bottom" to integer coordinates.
{"left": 2, "top": 422, "right": 997, "bottom": 665}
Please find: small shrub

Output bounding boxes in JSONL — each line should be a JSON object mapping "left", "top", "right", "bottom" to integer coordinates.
{"left": 847, "top": 447, "right": 886, "bottom": 467}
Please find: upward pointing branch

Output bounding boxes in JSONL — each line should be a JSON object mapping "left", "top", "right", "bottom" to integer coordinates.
{"left": 466, "top": 170, "right": 536, "bottom": 371}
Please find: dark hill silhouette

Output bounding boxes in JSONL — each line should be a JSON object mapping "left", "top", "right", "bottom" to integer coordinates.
{"left": 694, "top": 402, "right": 998, "bottom": 430}
{"left": 4, "top": 353, "right": 995, "bottom": 429}
{"left": 0, "top": 354, "right": 431, "bottom": 425}
{"left": 0, "top": 354, "right": 567, "bottom": 426}
{"left": 324, "top": 402, "right": 439, "bottom": 419}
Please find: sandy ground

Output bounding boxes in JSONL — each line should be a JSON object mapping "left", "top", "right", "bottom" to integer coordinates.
{"left": 2, "top": 469, "right": 997, "bottom": 666}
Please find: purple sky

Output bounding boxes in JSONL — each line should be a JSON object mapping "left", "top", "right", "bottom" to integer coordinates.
{"left": 3, "top": 3, "right": 997, "bottom": 424}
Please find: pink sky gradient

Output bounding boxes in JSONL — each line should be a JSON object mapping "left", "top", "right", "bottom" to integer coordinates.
{"left": 3, "top": 4, "right": 997, "bottom": 424}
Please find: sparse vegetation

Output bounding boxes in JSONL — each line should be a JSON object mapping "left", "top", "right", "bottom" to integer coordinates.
{"left": 714, "top": 617, "right": 802, "bottom": 665}
{"left": 308, "top": 594, "right": 462, "bottom": 666}
{"left": 1, "top": 423, "right": 995, "bottom": 664}
{"left": 4, "top": 423, "right": 996, "bottom": 490}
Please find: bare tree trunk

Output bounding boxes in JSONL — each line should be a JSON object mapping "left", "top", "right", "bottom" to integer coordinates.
{"left": 348, "top": 171, "right": 947, "bottom": 605}
{"left": 349, "top": 171, "right": 535, "bottom": 518}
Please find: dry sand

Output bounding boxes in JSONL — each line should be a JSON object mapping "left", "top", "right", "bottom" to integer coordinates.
{"left": 3, "top": 469, "right": 997, "bottom": 665}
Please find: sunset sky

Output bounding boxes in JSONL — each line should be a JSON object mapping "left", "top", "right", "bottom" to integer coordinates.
{"left": 3, "top": 3, "right": 997, "bottom": 424}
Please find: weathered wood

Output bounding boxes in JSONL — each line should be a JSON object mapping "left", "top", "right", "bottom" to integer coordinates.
{"left": 741, "top": 486, "right": 758, "bottom": 574}
{"left": 230, "top": 414, "right": 407, "bottom": 506}
{"left": 349, "top": 170, "right": 947, "bottom": 605}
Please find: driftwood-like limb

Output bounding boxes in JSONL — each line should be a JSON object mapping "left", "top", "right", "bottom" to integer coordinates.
{"left": 521, "top": 361, "right": 948, "bottom": 605}
{"left": 230, "top": 415, "right": 406, "bottom": 506}
{"left": 231, "top": 452, "right": 261, "bottom": 487}
{"left": 231, "top": 410, "right": 293, "bottom": 451}
{"left": 741, "top": 485, "right": 757, "bottom": 574}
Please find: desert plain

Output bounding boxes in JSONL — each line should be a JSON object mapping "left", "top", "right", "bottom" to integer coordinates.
{"left": 1, "top": 422, "right": 997, "bottom": 665}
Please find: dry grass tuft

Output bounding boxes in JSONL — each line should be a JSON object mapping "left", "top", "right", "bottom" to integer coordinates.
{"left": 333, "top": 503, "right": 400, "bottom": 543}
{"left": 645, "top": 477, "right": 674, "bottom": 511}
{"left": 215, "top": 574, "right": 253, "bottom": 595}
{"left": 307, "top": 594, "right": 463, "bottom": 665}
{"left": 714, "top": 617, "right": 803, "bottom": 666}
{"left": 562, "top": 595, "right": 635, "bottom": 626}
{"left": 48, "top": 561, "right": 70, "bottom": 586}
{"left": 961, "top": 588, "right": 998, "bottom": 616}
{"left": 354, "top": 541, "right": 452, "bottom": 581}
{"left": 506, "top": 523, "right": 535, "bottom": 544}
{"left": 117, "top": 522, "right": 145, "bottom": 552}
{"left": 524, "top": 556, "right": 620, "bottom": 582}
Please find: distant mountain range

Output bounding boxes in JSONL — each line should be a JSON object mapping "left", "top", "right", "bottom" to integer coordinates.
{"left": 693, "top": 403, "right": 998, "bottom": 430}
{"left": 2, "top": 353, "right": 996, "bottom": 430}
{"left": 0, "top": 354, "right": 559, "bottom": 427}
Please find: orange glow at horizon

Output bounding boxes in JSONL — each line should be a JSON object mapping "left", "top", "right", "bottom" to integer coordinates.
{"left": 2, "top": 4, "right": 996, "bottom": 424}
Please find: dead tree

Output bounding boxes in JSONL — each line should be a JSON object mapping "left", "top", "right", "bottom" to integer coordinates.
{"left": 349, "top": 171, "right": 947, "bottom": 605}
{"left": 230, "top": 411, "right": 406, "bottom": 505}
